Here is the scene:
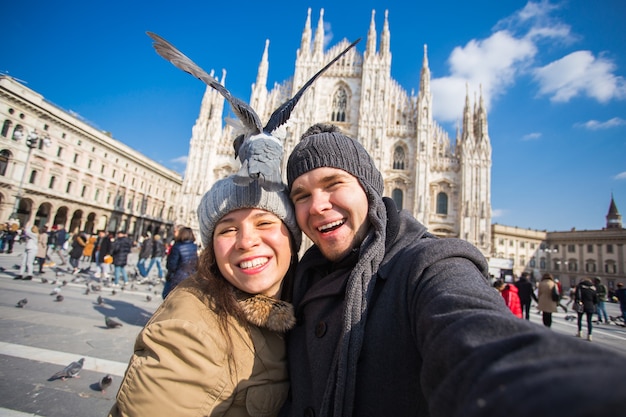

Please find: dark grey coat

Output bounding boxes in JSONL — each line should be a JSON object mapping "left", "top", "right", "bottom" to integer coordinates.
{"left": 283, "top": 198, "right": 625, "bottom": 417}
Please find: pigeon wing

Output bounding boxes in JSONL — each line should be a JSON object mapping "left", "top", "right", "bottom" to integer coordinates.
{"left": 147, "top": 32, "right": 262, "bottom": 136}
{"left": 264, "top": 38, "right": 361, "bottom": 133}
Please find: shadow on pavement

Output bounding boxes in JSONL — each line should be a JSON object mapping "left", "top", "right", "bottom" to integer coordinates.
{"left": 93, "top": 298, "right": 153, "bottom": 327}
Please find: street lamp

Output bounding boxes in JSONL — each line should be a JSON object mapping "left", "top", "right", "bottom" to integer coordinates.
{"left": 9, "top": 130, "right": 51, "bottom": 221}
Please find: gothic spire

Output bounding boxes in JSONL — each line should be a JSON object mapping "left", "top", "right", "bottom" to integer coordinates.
{"left": 419, "top": 45, "right": 430, "bottom": 96}
{"left": 255, "top": 40, "right": 269, "bottom": 88}
{"left": 313, "top": 8, "right": 325, "bottom": 58}
{"left": 299, "top": 8, "right": 312, "bottom": 58}
{"left": 366, "top": 10, "right": 377, "bottom": 58}
{"left": 606, "top": 193, "right": 623, "bottom": 229}
{"left": 380, "top": 10, "right": 390, "bottom": 57}
{"left": 251, "top": 40, "right": 269, "bottom": 115}
{"left": 462, "top": 83, "right": 473, "bottom": 143}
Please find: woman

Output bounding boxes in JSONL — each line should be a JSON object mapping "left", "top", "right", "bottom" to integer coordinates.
{"left": 574, "top": 278, "right": 598, "bottom": 341}
{"left": 494, "top": 279, "right": 523, "bottom": 318}
{"left": 109, "top": 175, "right": 301, "bottom": 416}
{"left": 537, "top": 273, "right": 559, "bottom": 327}
{"left": 163, "top": 226, "right": 198, "bottom": 298}
{"left": 15, "top": 225, "right": 38, "bottom": 280}
{"left": 69, "top": 231, "right": 87, "bottom": 274}
{"left": 35, "top": 226, "right": 49, "bottom": 275}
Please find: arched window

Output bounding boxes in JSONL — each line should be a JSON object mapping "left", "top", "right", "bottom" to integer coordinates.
{"left": 331, "top": 87, "right": 347, "bottom": 122}
{"left": 12, "top": 125, "right": 24, "bottom": 141}
{"left": 0, "top": 149, "right": 11, "bottom": 176}
{"left": 1, "top": 120, "right": 11, "bottom": 137}
{"left": 392, "top": 188, "right": 403, "bottom": 210}
{"left": 436, "top": 192, "right": 448, "bottom": 215}
{"left": 393, "top": 146, "right": 406, "bottom": 170}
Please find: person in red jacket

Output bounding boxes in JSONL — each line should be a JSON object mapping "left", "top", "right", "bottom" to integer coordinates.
{"left": 494, "top": 280, "right": 523, "bottom": 318}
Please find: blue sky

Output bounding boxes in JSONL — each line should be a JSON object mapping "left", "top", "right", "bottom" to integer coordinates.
{"left": 3, "top": 0, "right": 625, "bottom": 232}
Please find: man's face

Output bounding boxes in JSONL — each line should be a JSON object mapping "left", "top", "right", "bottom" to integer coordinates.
{"left": 290, "top": 167, "right": 370, "bottom": 262}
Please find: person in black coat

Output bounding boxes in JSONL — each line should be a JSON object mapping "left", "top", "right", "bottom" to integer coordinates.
{"left": 94, "top": 230, "right": 113, "bottom": 280}
{"left": 69, "top": 231, "right": 87, "bottom": 274}
{"left": 514, "top": 272, "right": 537, "bottom": 320}
{"left": 163, "top": 227, "right": 198, "bottom": 299}
{"left": 574, "top": 278, "right": 598, "bottom": 341}
{"left": 146, "top": 234, "right": 166, "bottom": 279}
{"left": 111, "top": 230, "right": 133, "bottom": 286}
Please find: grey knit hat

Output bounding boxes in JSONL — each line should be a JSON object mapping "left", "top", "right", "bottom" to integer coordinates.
{"left": 197, "top": 176, "right": 301, "bottom": 251}
{"left": 287, "top": 124, "right": 384, "bottom": 196}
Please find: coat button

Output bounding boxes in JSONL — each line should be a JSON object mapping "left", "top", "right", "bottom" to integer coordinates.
{"left": 304, "top": 407, "right": 315, "bottom": 417}
{"left": 315, "top": 321, "right": 327, "bottom": 337}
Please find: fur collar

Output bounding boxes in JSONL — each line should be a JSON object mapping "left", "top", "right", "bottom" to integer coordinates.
{"left": 237, "top": 293, "right": 296, "bottom": 333}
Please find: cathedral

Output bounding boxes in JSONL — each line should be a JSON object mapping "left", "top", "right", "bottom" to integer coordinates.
{"left": 177, "top": 8, "right": 492, "bottom": 255}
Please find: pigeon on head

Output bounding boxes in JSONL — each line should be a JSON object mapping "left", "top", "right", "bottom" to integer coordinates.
{"left": 147, "top": 31, "right": 360, "bottom": 191}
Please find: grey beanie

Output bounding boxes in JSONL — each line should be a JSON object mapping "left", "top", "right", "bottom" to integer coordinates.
{"left": 287, "top": 125, "right": 384, "bottom": 196}
{"left": 197, "top": 176, "right": 301, "bottom": 251}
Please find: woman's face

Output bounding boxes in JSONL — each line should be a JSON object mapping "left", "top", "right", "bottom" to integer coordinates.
{"left": 213, "top": 208, "right": 292, "bottom": 298}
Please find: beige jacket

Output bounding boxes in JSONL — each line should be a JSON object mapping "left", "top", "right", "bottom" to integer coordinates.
{"left": 109, "top": 277, "right": 294, "bottom": 417}
{"left": 537, "top": 278, "right": 558, "bottom": 313}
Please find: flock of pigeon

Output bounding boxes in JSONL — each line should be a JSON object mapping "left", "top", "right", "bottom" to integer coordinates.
{"left": 10, "top": 265, "right": 162, "bottom": 397}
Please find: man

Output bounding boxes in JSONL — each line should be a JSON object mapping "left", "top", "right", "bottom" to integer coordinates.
{"left": 283, "top": 124, "right": 624, "bottom": 417}
{"left": 111, "top": 230, "right": 132, "bottom": 287}
{"left": 514, "top": 272, "right": 537, "bottom": 320}
{"left": 136, "top": 233, "right": 153, "bottom": 278}
{"left": 146, "top": 234, "right": 165, "bottom": 280}
{"left": 593, "top": 277, "right": 609, "bottom": 324}
{"left": 50, "top": 224, "right": 68, "bottom": 266}
{"left": 94, "top": 230, "right": 112, "bottom": 280}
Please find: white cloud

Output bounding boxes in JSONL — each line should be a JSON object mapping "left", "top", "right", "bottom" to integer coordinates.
{"left": 522, "top": 132, "right": 542, "bottom": 140}
{"left": 430, "top": 0, "right": 573, "bottom": 122}
{"left": 492, "top": 208, "right": 506, "bottom": 218}
{"left": 614, "top": 172, "right": 626, "bottom": 180}
{"left": 170, "top": 155, "right": 188, "bottom": 165}
{"left": 575, "top": 117, "right": 626, "bottom": 130}
{"left": 431, "top": 31, "right": 536, "bottom": 122}
{"left": 533, "top": 51, "right": 626, "bottom": 102}
{"left": 430, "top": 1, "right": 625, "bottom": 122}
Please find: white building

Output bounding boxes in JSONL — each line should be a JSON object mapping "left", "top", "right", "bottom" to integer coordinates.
{"left": 490, "top": 196, "right": 626, "bottom": 292}
{"left": 178, "top": 9, "right": 492, "bottom": 254}
{"left": 0, "top": 75, "right": 182, "bottom": 239}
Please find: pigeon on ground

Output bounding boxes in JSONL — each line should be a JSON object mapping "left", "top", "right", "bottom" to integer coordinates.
{"left": 84, "top": 288, "right": 90, "bottom": 295}
{"left": 0, "top": 266, "right": 5, "bottom": 272}
{"left": 99, "top": 374, "right": 113, "bottom": 393}
{"left": 62, "top": 280, "right": 68, "bottom": 286}
{"left": 55, "top": 294, "right": 64, "bottom": 302}
{"left": 13, "top": 264, "right": 20, "bottom": 270}
{"left": 48, "top": 357, "right": 84, "bottom": 381}
{"left": 148, "top": 32, "right": 360, "bottom": 191}
{"left": 41, "top": 277, "right": 48, "bottom": 284}
{"left": 111, "top": 289, "right": 117, "bottom": 296}
{"left": 146, "top": 295, "right": 152, "bottom": 302}
{"left": 91, "top": 284, "right": 102, "bottom": 292}
{"left": 105, "top": 316, "right": 123, "bottom": 329}
{"left": 16, "top": 298, "right": 27, "bottom": 308}
{"left": 50, "top": 287, "right": 61, "bottom": 295}
{"left": 96, "top": 295, "right": 104, "bottom": 305}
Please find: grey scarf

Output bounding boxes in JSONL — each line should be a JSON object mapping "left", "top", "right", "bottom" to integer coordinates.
{"left": 320, "top": 185, "right": 387, "bottom": 417}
